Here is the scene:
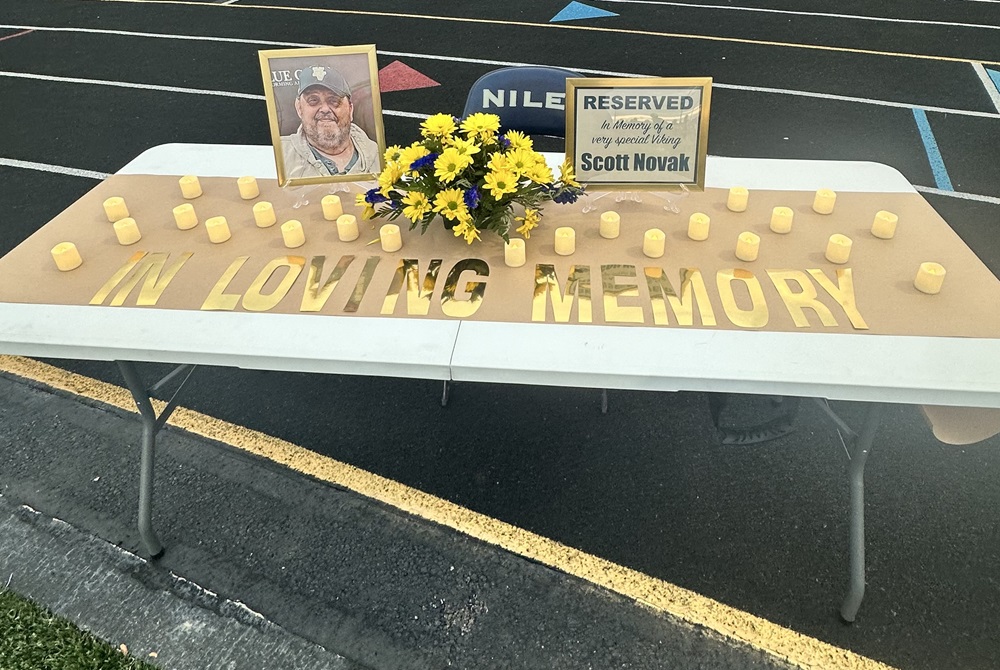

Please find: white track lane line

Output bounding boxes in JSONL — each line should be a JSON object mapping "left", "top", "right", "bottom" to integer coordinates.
{"left": 1, "top": 25, "right": 998, "bottom": 119}
{"left": 0, "top": 158, "right": 110, "bottom": 180}
{"left": 972, "top": 62, "right": 1000, "bottom": 113}
{"left": 596, "top": 0, "right": 1000, "bottom": 31}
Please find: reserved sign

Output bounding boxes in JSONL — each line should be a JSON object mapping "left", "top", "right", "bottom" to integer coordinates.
{"left": 566, "top": 77, "right": 712, "bottom": 190}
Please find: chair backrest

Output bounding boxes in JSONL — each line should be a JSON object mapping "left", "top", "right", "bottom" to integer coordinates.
{"left": 462, "top": 66, "right": 584, "bottom": 138}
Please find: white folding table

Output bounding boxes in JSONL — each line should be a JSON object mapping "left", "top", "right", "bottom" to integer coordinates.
{"left": 4, "top": 143, "right": 1000, "bottom": 622}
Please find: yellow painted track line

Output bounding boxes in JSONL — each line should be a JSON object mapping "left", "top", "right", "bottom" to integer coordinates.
{"left": 99, "top": 0, "right": 1000, "bottom": 66}
{"left": 0, "top": 354, "right": 895, "bottom": 670}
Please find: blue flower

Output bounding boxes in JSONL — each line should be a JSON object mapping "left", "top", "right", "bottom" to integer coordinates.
{"left": 553, "top": 189, "right": 580, "bottom": 204}
{"left": 463, "top": 185, "right": 481, "bottom": 210}
{"left": 365, "top": 188, "right": 389, "bottom": 204}
{"left": 410, "top": 153, "right": 439, "bottom": 171}
{"left": 498, "top": 135, "right": 511, "bottom": 150}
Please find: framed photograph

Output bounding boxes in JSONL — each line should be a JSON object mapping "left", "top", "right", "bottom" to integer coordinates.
{"left": 565, "top": 77, "right": 712, "bottom": 190}
{"left": 259, "top": 45, "right": 386, "bottom": 187}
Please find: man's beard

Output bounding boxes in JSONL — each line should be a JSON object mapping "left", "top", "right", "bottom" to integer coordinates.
{"left": 304, "top": 114, "right": 350, "bottom": 153}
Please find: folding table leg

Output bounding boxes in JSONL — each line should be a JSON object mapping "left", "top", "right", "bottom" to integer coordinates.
{"left": 815, "top": 400, "right": 885, "bottom": 622}
{"left": 116, "top": 361, "right": 197, "bottom": 559}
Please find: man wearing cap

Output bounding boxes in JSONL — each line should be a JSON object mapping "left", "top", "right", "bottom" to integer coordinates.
{"left": 280, "top": 65, "right": 380, "bottom": 179}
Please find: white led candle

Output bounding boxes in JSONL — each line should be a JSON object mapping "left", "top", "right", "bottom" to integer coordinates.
{"left": 179, "top": 175, "right": 203, "bottom": 199}
{"left": 825, "top": 234, "right": 852, "bottom": 264}
{"left": 336, "top": 214, "right": 359, "bottom": 242}
{"left": 253, "top": 201, "right": 276, "bottom": 228}
{"left": 914, "top": 262, "right": 946, "bottom": 294}
{"left": 103, "top": 196, "right": 129, "bottom": 222}
{"left": 813, "top": 189, "right": 837, "bottom": 214}
{"left": 687, "top": 213, "right": 710, "bottom": 241}
{"left": 173, "top": 203, "right": 198, "bottom": 230}
{"left": 322, "top": 195, "right": 344, "bottom": 221}
{"left": 505, "top": 238, "right": 526, "bottom": 267}
{"left": 51, "top": 242, "right": 82, "bottom": 271}
{"left": 113, "top": 217, "right": 142, "bottom": 245}
{"left": 643, "top": 228, "right": 665, "bottom": 258}
{"left": 727, "top": 187, "right": 749, "bottom": 212}
{"left": 380, "top": 223, "right": 402, "bottom": 252}
{"left": 281, "top": 219, "right": 305, "bottom": 248}
{"left": 237, "top": 176, "right": 259, "bottom": 200}
{"left": 206, "top": 216, "right": 231, "bottom": 243}
{"left": 554, "top": 227, "right": 576, "bottom": 255}
{"left": 871, "top": 210, "right": 898, "bottom": 239}
{"left": 770, "top": 206, "right": 793, "bottom": 234}
{"left": 599, "top": 211, "right": 620, "bottom": 239}
{"left": 735, "top": 231, "right": 760, "bottom": 262}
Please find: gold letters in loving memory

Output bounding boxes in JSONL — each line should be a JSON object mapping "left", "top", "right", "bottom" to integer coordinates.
{"left": 88, "top": 250, "right": 868, "bottom": 330}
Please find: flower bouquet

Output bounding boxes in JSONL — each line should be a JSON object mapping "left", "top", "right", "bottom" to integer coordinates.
{"left": 358, "top": 112, "right": 585, "bottom": 244}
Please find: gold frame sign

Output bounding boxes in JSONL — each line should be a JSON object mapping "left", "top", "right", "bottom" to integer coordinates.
{"left": 566, "top": 77, "right": 712, "bottom": 190}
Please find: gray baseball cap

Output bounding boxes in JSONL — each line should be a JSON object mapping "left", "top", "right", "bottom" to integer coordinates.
{"left": 297, "top": 65, "right": 351, "bottom": 97}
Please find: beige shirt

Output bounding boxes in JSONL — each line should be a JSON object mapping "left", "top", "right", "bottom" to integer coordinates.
{"left": 280, "top": 123, "right": 380, "bottom": 180}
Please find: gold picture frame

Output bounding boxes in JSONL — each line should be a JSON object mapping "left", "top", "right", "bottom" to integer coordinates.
{"left": 565, "top": 77, "right": 712, "bottom": 190}
{"left": 258, "top": 45, "right": 387, "bottom": 187}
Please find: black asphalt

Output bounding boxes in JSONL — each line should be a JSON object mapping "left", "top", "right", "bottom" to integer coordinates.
{"left": 2, "top": 1, "right": 1000, "bottom": 668}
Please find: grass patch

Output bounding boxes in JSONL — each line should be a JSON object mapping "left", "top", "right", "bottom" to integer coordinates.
{"left": 0, "top": 588, "right": 158, "bottom": 669}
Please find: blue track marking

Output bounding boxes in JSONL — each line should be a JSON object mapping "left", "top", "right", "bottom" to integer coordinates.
{"left": 912, "top": 108, "right": 954, "bottom": 191}
{"left": 988, "top": 68, "right": 1000, "bottom": 92}
{"left": 551, "top": 2, "right": 619, "bottom": 22}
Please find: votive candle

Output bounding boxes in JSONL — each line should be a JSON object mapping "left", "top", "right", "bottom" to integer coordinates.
{"left": 51, "top": 242, "right": 82, "bottom": 271}
{"left": 871, "top": 210, "right": 898, "bottom": 239}
{"left": 727, "top": 186, "right": 749, "bottom": 212}
{"left": 599, "top": 211, "right": 620, "bottom": 239}
{"left": 336, "top": 214, "right": 359, "bottom": 242}
{"left": 237, "top": 176, "right": 259, "bottom": 200}
{"left": 813, "top": 189, "right": 837, "bottom": 214}
{"left": 179, "top": 175, "right": 203, "bottom": 199}
{"left": 113, "top": 217, "right": 142, "bottom": 245}
{"left": 554, "top": 227, "right": 575, "bottom": 255}
{"left": 825, "top": 234, "right": 852, "bottom": 264}
{"left": 687, "top": 213, "right": 710, "bottom": 241}
{"left": 322, "top": 195, "right": 344, "bottom": 221}
{"left": 505, "top": 238, "right": 526, "bottom": 267}
{"left": 253, "top": 201, "right": 276, "bottom": 228}
{"left": 770, "top": 206, "right": 794, "bottom": 234}
{"left": 206, "top": 216, "right": 231, "bottom": 243}
{"left": 914, "top": 262, "right": 946, "bottom": 294}
{"left": 380, "top": 223, "right": 402, "bottom": 252}
{"left": 643, "top": 228, "right": 666, "bottom": 258}
{"left": 735, "top": 231, "right": 760, "bottom": 262}
{"left": 281, "top": 219, "right": 305, "bottom": 248}
{"left": 173, "top": 203, "right": 198, "bottom": 230}
{"left": 103, "top": 196, "right": 129, "bottom": 222}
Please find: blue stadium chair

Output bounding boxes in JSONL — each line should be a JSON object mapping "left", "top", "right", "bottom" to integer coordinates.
{"left": 461, "top": 66, "right": 583, "bottom": 138}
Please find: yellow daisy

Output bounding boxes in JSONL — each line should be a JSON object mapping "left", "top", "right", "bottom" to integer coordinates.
{"left": 447, "top": 136, "right": 482, "bottom": 158}
{"left": 515, "top": 207, "right": 541, "bottom": 239}
{"left": 355, "top": 193, "right": 377, "bottom": 220}
{"left": 401, "top": 191, "right": 432, "bottom": 223}
{"left": 487, "top": 152, "right": 511, "bottom": 173}
{"left": 378, "top": 162, "right": 404, "bottom": 196}
{"left": 526, "top": 161, "right": 554, "bottom": 184}
{"left": 461, "top": 112, "right": 501, "bottom": 141}
{"left": 383, "top": 145, "right": 403, "bottom": 163}
{"left": 421, "top": 113, "right": 457, "bottom": 139}
{"left": 505, "top": 148, "right": 538, "bottom": 178}
{"left": 504, "top": 130, "right": 533, "bottom": 151}
{"left": 484, "top": 169, "right": 519, "bottom": 200}
{"left": 434, "top": 148, "right": 474, "bottom": 184}
{"left": 559, "top": 157, "right": 581, "bottom": 188}
{"left": 398, "top": 143, "right": 430, "bottom": 174}
{"left": 433, "top": 188, "right": 470, "bottom": 222}
{"left": 453, "top": 220, "right": 482, "bottom": 245}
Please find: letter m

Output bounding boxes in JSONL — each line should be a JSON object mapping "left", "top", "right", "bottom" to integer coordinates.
{"left": 532, "top": 264, "right": 592, "bottom": 323}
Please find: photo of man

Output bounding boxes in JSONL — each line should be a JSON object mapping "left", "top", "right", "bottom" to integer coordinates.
{"left": 281, "top": 64, "right": 380, "bottom": 179}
